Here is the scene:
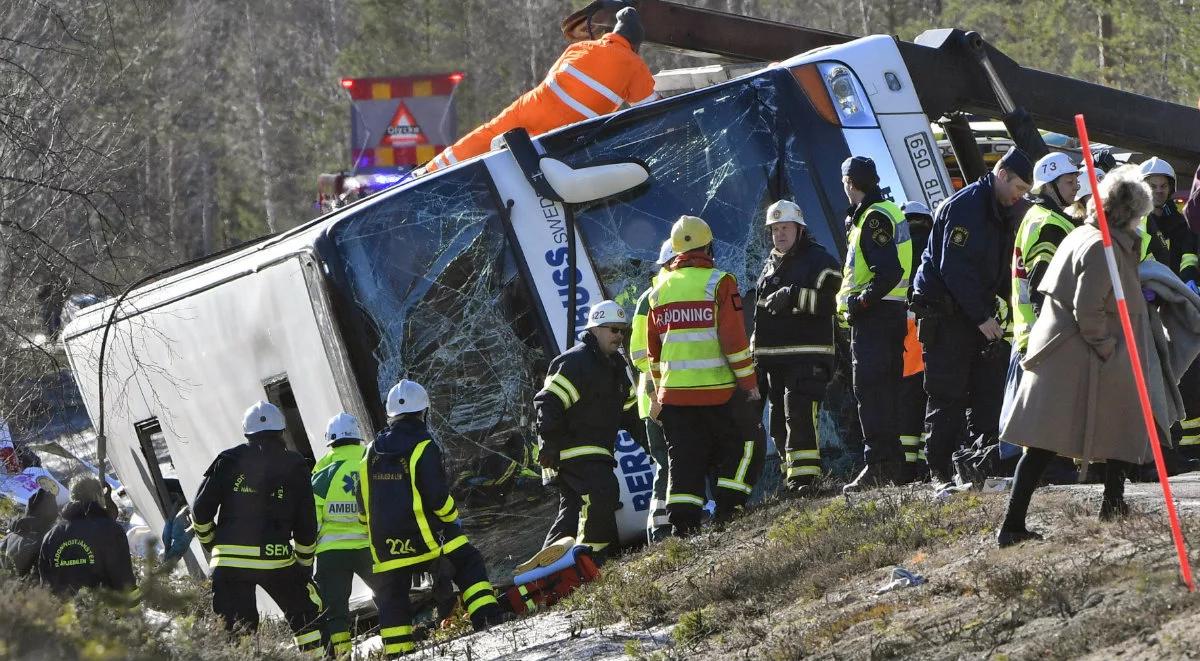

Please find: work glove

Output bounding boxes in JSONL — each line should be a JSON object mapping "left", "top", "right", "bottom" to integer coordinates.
{"left": 1143, "top": 287, "right": 1157, "bottom": 303}
{"left": 761, "top": 287, "right": 793, "bottom": 315}
{"left": 1188, "top": 280, "right": 1200, "bottom": 297}
{"left": 1094, "top": 148, "right": 1118, "bottom": 172}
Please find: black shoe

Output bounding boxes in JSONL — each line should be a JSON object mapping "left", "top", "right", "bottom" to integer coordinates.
{"left": 843, "top": 463, "right": 897, "bottom": 494}
{"left": 996, "top": 527, "right": 1043, "bottom": 548}
{"left": 1099, "top": 498, "right": 1130, "bottom": 521}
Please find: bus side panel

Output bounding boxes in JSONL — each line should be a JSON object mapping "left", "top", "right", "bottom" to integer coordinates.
{"left": 63, "top": 257, "right": 349, "bottom": 573}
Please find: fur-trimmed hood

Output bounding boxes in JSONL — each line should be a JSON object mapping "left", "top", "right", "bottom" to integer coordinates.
{"left": 1087, "top": 163, "right": 1153, "bottom": 230}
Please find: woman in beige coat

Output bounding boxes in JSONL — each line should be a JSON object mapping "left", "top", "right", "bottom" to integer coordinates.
{"left": 997, "top": 165, "right": 1156, "bottom": 547}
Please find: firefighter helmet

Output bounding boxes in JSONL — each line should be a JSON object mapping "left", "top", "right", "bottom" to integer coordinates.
{"left": 583, "top": 300, "right": 629, "bottom": 330}
{"left": 765, "top": 200, "right": 805, "bottom": 226}
{"left": 656, "top": 239, "right": 676, "bottom": 265}
{"left": 386, "top": 380, "right": 430, "bottom": 416}
{"left": 1076, "top": 167, "right": 1105, "bottom": 202}
{"left": 670, "top": 215, "right": 713, "bottom": 253}
{"left": 1140, "top": 157, "right": 1176, "bottom": 184}
{"left": 325, "top": 412, "right": 364, "bottom": 444}
{"left": 243, "top": 400, "right": 286, "bottom": 434}
{"left": 1032, "top": 152, "right": 1079, "bottom": 191}
{"left": 901, "top": 200, "right": 932, "bottom": 217}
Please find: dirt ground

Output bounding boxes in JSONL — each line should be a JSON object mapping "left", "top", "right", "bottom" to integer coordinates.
{"left": 416, "top": 475, "right": 1200, "bottom": 660}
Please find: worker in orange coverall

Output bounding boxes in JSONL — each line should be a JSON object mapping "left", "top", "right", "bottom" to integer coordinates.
{"left": 424, "top": 6, "right": 657, "bottom": 172}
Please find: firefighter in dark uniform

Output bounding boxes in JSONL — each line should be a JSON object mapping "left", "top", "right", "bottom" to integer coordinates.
{"left": 751, "top": 200, "right": 842, "bottom": 495}
{"left": 191, "top": 400, "right": 325, "bottom": 653}
{"left": 1141, "top": 157, "right": 1200, "bottom": 467}
{"left": 911, "top": 147, "right": 1033, "bottom": 485}
{"left": 358, "top": 379, "right": 503, "bottom": 657}
{"left": 837, "top": 156, "right": 913, "bottom": 493}
{"left": 535, "top": 299, "right": 643, "bottom": 559}
{"left": 898, "top": 200, "right": 934, "bottom": 480}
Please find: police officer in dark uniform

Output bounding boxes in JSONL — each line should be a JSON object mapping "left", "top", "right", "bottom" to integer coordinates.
{"left": 752, "top": 200, "right": 842, "bottom": 495}
{"left": 535, "top": 299, "right": 642, "bottom": 560}
{"left": 837, "top": 156, "right": 913, "bottom": 493}
{"left": 191, "top": 400, "right": 325, "bottom": 653}
{"left": 358, "top": 379, "right": 503, "bottom": 657}
{"left": 911, "top": 148, "right": 1033, "bottom": 485}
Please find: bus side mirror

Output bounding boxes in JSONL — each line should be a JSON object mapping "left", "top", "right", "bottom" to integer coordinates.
{"left": 538, "top": 158, "right": 649, "bottom": 204}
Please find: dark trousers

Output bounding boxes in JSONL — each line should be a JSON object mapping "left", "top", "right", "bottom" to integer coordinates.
{"left": 211, "top": 564, "right": 325, "bottom": 653}
{"left": 1002, "top": 447, "right": 1132, "bottom": 531}
{"left": 544, "top": 456, "right": 619, "bottom": 555}
{"left": 760, "top": 365, "right": 821, "bottom": 485}
{"left": 660, "top": 390, "right": 765, "bottom": 536}
{"left": 314, "top": 547, "right": 378, "bottom": 655}
{"left": 373, "top": 543, "right": 500, "bottom": 657}
{"left": 897, "top": 372, "right": 928, "bottom": 472}
{"left": 1174, "top": 359, "right": 1200, "bottom": 459}
{"left": 850, "top": 304, "right": 907, "bottom": 466}
{"left": 922, "top": 314, "right": 1002, "bottom": 476}
{"left": 645, "top": 420, "right": 671, "bottom": 542}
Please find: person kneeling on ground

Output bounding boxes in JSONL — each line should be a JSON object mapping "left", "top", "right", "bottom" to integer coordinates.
{"left": 38, "top": 477, "right": 140, "bottom": 604}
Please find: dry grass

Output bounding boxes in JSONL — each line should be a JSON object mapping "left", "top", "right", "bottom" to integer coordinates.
{"left": 555, "top": 484, "right": 1200, "bottom": 660}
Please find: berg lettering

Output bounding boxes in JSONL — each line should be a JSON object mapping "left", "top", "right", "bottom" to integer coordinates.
{"left": 615, "top": 432, "right": 653, "bottom": 512}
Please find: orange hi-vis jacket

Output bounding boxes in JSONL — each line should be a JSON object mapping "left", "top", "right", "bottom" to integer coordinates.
{"left": 426, "top": 33, "right": 656, "bottom": 172}
{"left": 646, "top": 252, "right": 758, "bottom": 407}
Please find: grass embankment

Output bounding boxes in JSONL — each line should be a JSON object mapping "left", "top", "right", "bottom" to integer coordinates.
{"left": 0, "top": 563, "right": 311, "bottom": 661}
{"left": 562, "top": 486, "right": 1200, "bottom": 659}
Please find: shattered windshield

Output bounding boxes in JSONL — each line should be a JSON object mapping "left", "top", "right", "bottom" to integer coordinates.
{"left": 325, "top": 165, "right": 553, "bottom": 548}
{"left": 540, "top": 69, "right": 851, "bottom": 303}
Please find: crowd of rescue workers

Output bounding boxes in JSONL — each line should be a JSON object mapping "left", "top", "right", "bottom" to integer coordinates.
{"left": 7, "top": 143, "right": 1200, "bottom": 659}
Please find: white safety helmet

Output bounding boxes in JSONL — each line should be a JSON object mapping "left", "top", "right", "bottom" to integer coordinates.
{"left": 901, "top": 200, "right": 932, "bottom": 217}
{"left": 1075, "top": 167, "right": 1105, "bottom": 202}
{"left": 1140, "top": 156, "right": 1176, "bottom": 184}
{"left": 325, "top": 412, "right": 364, "bottom": 444}
{"left": 582, "top": 299, "right": 629, "bottom": 330}
{"left": 386, "top": 379, "right": 430, "bottom": 417}
{"left": 1031, "top": 152, "right": 1079, "bottom": 192}
{"left": 655, "top": 239, "right": 676, "bottom": 266}
{"left": 242, "top": 400, "right": 286, "bottom": 435}
{"left": 765, "top": 200, "right": 805, "bottom": 226}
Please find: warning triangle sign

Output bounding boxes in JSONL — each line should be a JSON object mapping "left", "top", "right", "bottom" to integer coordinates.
{"left": 380, "top": 101, "right": 427, "bottom": 147}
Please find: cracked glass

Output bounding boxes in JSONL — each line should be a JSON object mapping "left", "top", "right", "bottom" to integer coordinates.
{"left": 541, "top": 69, "right": 857, "bottom": 475}
{"left": 328, "top": 164, "right": 552, "bottom": 542}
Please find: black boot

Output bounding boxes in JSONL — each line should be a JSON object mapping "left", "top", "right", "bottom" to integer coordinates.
{"left": 996, "top": 527, "right": 1044, "bottom": 548}
{"left": 785, "top": 475, "right": 817, "bottom": 497}
{"left": 843, "top": 462, "right": 899, "bottom": 494}
{"left": 1099, "top": 497, "right": 1130, "bottom": 521}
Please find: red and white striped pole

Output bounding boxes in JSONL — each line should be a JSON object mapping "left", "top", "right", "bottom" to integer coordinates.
{"left": 1075, "top": 114, "right": 1194, "bottom": 591}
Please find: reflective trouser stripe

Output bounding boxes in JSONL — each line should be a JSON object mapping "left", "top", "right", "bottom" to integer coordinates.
{"left": 464, "top": 582, "right": 499, "bottom": 615}
{"left": 294, "top": 629, "right": 322, "bottom": 650}
{"left": 331, "top": 631, "right": 351, "bottom": 655}
{"left": 518, "top": 584, "right": 537, "bottom": 613}
{"left": 786, "top": 466, "right": 821, "bottom": 478}
{"left": 1181, "top": 418, "right": 1200, "bottom": 445}
{"left": 667, "top": 493, "right": 705, "bottom": 507}
{"left": 900, "top": 435, "right": 923, "bottom": 463}
{"left": 787, "top": 449, "right": 820, "bottom": 461}
{"left": 382, "top": 625, "right": 414, "bottom": 654}
{"left": 717, "top": 440, "right": 755, "bottom": 494}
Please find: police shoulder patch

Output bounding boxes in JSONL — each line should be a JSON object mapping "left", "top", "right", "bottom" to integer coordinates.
{"left": 871, "top": 230, "right": 890, "bottom": 246}
{"left": 950, "top": 226, "right": 970, "bottom": 247}
{"left": 867, "top": 216, "right": 881, "bottom": 230}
